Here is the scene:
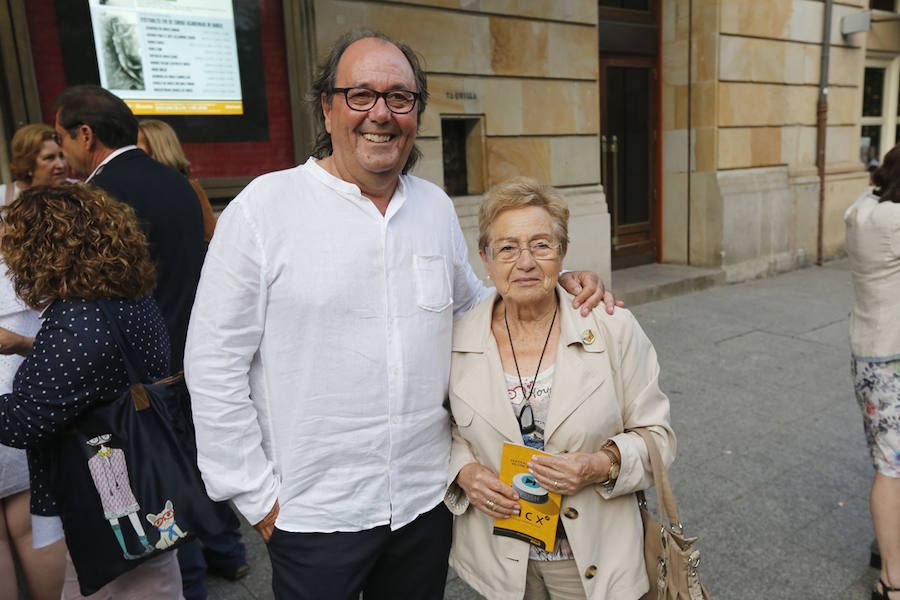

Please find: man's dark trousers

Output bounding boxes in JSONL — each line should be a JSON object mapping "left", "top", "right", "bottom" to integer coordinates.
{"left": 266, "top": 502, "right": 452, "bottom": 600}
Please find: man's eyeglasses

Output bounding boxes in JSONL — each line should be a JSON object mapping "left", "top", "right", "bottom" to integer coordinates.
{"left": 486, "top": 242, "right": 561, "bottom": 263}
{"left": 331, "top": 87, "right": 420, "bottom": 114}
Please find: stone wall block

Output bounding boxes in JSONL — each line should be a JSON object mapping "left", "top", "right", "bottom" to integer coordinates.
{"left": 689, "top": 171, "right": 724, "bottom": 266}
{"left": 489, "top": 18, "right": 549, "bottom": 76}
{"left": 827, "top": 86, "right": 861, "bottom": 126}
{"left": 694, "top": 126, "right": 717, "bottom": 172}
{"left": 720, "top": 36, "right": 784, "bottom": 82}
{"left": 485, "top": 137, "right": 552, "bottom": 186}
{"left": 549, "top": 136, "right": 601, "bottom": 187}
{"left": 825, "top": 125, "right": 863, "bottom": 165}
{"left": 410, "top": 138, "right": 445, "bottom": 189}
{"left": 868, "top": 21, "right": 900, "bottom": 53}
{"left": 663, "top": 39, "right": 689, "bottom": 86}
{"left": 522, "top": 81, "right": 577, "bottom": 135}
{"left": 663, "top": 129, "right": 689, "bottom": 174}
{"left": 751, "top": 127, "right": 783, "bottom": 167}
{"left": 389, "top": 0, "right": 598, "bottom": 24}
{"left": 690, "top": 80, "right": 717, "bottom": 128}
{"left": 691, "top": 0, "right": 720, "bottom": 35}
{"left": 481, "top": 78, "right": 524, "bottom": 136}
{"left": 781, "top": 125, "right": 817, "bottom": 168}
{"left": 691, "top": 33, "right": 718, "bottom": 82}
{"left": 720, "top": 0, "right": 793, "bottom": 39}
{"left": 316, "top": 0, "right": 494, "bottom": 74}
{"left": 548, "top": 22, "right": 598, "bottom": 80}
{"left": 661, "top": 170, "right": 689, "bottom": 263}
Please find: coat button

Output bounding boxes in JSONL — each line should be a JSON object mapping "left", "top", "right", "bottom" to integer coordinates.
{"left": 584, "top": 565, "right": 597, "bottom": 579}
{"left": 563, "top": 507, "right": 579, "bottom": 519}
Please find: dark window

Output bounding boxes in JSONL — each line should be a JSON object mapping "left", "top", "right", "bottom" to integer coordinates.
{"left": 871, "top": 0, "right": 895, "bottom": 11}
{"left": 863, "top": 68, "right": 885, "bottom": 117}
{"left": 598, "top": 0, "right": 650, "bottom": 9}
{"left": 442, "top": 120, "right": 468, "bottom": 197}
{"left": 862, "top": 125, "right": 882, "bottom": 165}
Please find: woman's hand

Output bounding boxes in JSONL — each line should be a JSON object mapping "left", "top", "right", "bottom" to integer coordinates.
{"left": 457, "top": 462, "right": 520, "bottom": 518}
{"left": 527, "top": 450, "right": 614, "bottom": 496}
{"left": 0, "top": 327, "right": 34, "bottom": 357}
{"left": 558, "top": 271, "right": 624, "bottom": 316}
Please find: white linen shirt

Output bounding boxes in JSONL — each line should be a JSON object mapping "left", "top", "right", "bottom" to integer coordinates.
{"left": 184, "top": 158, "right": 488, "bottom": 532}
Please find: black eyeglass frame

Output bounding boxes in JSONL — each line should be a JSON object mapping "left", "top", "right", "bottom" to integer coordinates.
{"left": 331, "top": 87, "right": 421, "bottom": 114}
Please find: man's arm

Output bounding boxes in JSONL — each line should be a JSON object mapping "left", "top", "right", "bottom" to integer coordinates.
{"left": 184, "top": 198, "right": 279, "bottom": 528}
{"left": 559, "top": 271, "right": 623, "bottom": 316}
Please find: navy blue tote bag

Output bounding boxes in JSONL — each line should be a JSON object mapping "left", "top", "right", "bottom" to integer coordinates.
{"left": 49, "top": 300, "right": 232, "bottom": 594}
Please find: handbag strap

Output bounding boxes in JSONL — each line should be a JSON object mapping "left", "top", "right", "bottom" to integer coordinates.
{"left": 632, "top": 427, "right": 681, "bottom": 530}
{"left": 96, "top": 299, "right": 151, "bottom": 386}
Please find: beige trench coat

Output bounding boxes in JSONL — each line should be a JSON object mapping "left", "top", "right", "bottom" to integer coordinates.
{"left": 445, "top": 286, "right": 675, "bottom": 600}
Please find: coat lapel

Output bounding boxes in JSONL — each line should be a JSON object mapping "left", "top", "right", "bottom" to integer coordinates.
{"left": 451, "top": 293, "right": 523, "bottom": 442}
{"left": 544, "top": 286, "right": 607, "bottom": 442}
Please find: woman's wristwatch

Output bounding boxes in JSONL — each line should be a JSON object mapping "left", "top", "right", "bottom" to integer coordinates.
{"left": 597, "top": 441, "right": 620, "bottom": 486}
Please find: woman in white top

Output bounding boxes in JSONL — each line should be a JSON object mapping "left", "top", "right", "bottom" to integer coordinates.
{"left": 0, "top": 123, "right": 67, "bottom": 599}
{"left": 845, "top": 142, "right": 900, "bottom": 600}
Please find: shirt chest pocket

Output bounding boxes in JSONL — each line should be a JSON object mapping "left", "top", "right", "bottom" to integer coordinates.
{"left": 413, "top": 254, "right": 452, "bottom": 312}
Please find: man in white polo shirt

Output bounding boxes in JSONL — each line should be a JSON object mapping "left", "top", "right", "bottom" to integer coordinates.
{"left": 184, "top": 29, "right": 613, "bottom": 600}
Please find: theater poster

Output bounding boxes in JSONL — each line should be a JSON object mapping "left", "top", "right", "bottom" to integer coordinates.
{"left": 88, "top": 0, "right": 243, "bottom": 116}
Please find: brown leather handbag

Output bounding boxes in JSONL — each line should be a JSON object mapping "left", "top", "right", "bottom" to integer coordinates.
{"left": 633, "top": 428, "right": 711, "bottom": 600}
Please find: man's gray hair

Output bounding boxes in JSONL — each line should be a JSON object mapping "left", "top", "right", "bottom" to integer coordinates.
{"left": 309, "top": 29, "right": 429, "bottom": 174}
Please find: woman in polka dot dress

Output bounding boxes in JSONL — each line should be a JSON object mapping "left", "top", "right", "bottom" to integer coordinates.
{"left": 0, "top": 183, "right": 183, "bottom": 598}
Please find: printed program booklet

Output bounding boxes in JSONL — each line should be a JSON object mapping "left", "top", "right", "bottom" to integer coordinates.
{"left": 492, "top": 442, "right": 562, "bottom": 552}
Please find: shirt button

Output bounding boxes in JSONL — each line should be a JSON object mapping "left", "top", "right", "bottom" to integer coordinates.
{"left": 563, "top": 507, "right": 579, "bottom": 519}
{"left": 392, "top": 416, "right": 399, "bottom": 424}
{"left": 392, "top": 368, "right": 400, "bottom": 376}
{"left": 390, "top": 461, "right": 396, "bottom": 469}
{"left": 584, "top": 565, "right": 597, "bottom": 579}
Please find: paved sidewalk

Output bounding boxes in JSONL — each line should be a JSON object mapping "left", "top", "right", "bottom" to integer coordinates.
{"left": 210, "top": 259, "right": 879, "bottom": 599}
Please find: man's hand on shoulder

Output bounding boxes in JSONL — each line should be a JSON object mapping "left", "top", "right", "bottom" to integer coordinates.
{"left": 559, "top": 271, "right": 624, "bottom": 316}
{"left": 254, "top": 499, "right": 280, "bottom": 542}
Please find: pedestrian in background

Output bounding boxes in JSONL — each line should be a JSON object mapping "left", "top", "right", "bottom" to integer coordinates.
{"left": 53, "top": 84, "right": 205, "bottom": 373}
{"left": 0, "top": 123, "right": 67, "bottom": 200}
{"left": 137, "top": 119, "right": 216, "bottom": 245}
{"left": 53, "top": 85, "right": 247, "bottom": 600}
{"left": 0, "top": 123, "right": 68, "bottom": 600}
{"left": 845, "top": 142, "right": 900, "bottom": 600}
{"left": 0, "top": 183, "right": 179, "bottom": 597}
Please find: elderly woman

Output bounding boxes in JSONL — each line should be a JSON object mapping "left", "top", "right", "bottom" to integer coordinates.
{"left": 445, "top": 177, "right": 675, "bottom": 600}
{"left": 0, "top": 123, "right": 67, "bottom": 202}
{"left": 845, "top": 143, "right": 900, "bottom": 600}
{"left": 0, "top": 183, "right": 183, "bottom": 597}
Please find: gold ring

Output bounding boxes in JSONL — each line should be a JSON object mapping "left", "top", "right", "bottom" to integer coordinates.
{"left": 554, "top": 480, "right": 559, "bottom": 489}
{"left": 486, "top": 499, "right": 495, "bottom": 510}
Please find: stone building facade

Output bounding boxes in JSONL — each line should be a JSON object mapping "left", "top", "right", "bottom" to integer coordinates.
{"left": 2, "top": 0, "right": 899, "bottom": 283}
{"left": 311, "top": 0, "right": 893, "bottom": 281}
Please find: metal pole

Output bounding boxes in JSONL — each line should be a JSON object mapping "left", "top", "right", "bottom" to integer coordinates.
{"left": 816, "top": 0, "right": 833, "bottom": 266}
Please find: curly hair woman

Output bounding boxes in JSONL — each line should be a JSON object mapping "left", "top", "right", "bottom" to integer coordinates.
{"left": 0, "top": 183, "right": 184, "bottom": 598}
{"left": 846, "top": 143, "right": 900, "bottom": 600}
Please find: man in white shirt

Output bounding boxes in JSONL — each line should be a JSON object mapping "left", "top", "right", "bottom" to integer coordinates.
{"left": 184, "top": 29, "right": 611, "bottom": 600}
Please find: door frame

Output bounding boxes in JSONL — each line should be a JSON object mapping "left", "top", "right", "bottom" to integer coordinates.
{"left": 598, "top": 56, "right": 661, "bottom": 268}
